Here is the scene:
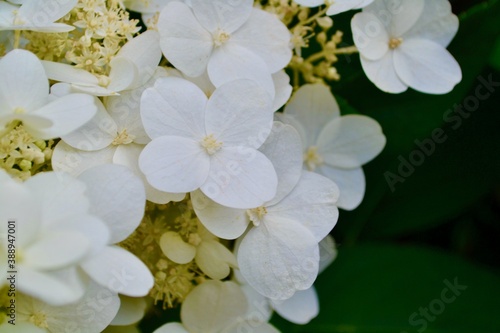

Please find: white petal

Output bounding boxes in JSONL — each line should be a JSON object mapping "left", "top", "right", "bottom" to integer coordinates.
{"left": 292, "top": 0, "right": 324, "bottom": 8}
{"left": 79, "top": 164, "right": 146, "bottom": 244}
{"left": 140, "top": 77, "right": 207, "bottom": 140}
{"left": 224, "top": 321, "right": 280, "bottom": 333}
{"left": 140, "top": 136, "right": 210, "bottom": 193}
{"left": 360, "top": 52, "right": 408, "bottom": 93}
{"left": 108, "top": 57, "right": 138, "bottom": 92}
{"left": 0, "top": 323, "right": 45, "bottom": 333}
{"left": 62, "top": 97, "right": 117, "bottom": 151}
{"left": 158, "top": 1, "right": 213, "bottom": 77}
{"left": 364, "top": 0, "right": 424, "bottom": 36}
{"left": 18, "top": 266, "right": 86, "bottom": 306}
{"left": 28, "top": 93, "right": 98, "bottom": 140}
{"left": 272, "top": 287, "right": 319, "bottom": 324}
{"left": 269, "top": 171, "right": 339, "bottom": 242}
{"left": 191, "top": 190, "right": 248, "bottom": 240}
{"left": 153, "top": 323, "right": 189, "bottom": 333}
{"left": 117, "top": 30, "right": 162, "bottom": 89}
{"left": 195, "top": 240, "right": 238, "bottom": 280}
{"left": 159, "top": 231, "right": 196, "bottom": 264}
{"left": 81, "top": 245, "right": 154, "bottom": 297}
{"left": 260, "top": 122, "right": 303, "bottom": 206}
{"left": 318, "top": 235, "right": 337, "bottom": 273}
{"left": 23, "top": 231, "right": 90, "bottom": 270}
{"left": 205, "top": 80, "right": 273, "bottom": 148}
{"left": 191, "top": 0, "right": 253, "bottom": 33}
{"left": 238, "top": 218, "right": 319, "bottom": 300}
{"left": 208, "top": 43, "right": 276, "bottom": 97}
{"left": 0, "top": 49, "right": 48, "bottom": 113}
{"left": 51, "top": 141, "right": 116, "bottom": 176}
{"left": 271, "top": 70, "right": 292, "bottom": 112}
{"left": 239, "top": 284, "right": 273, "bottom": 323}
{"left": 113, "top": 144, "right": 185, "bottom": 204}
{"left": 231, "top": 8, "right": 292, "bottom": 73}
{"left": 351, "top": 12, "right": 389, "bottom": 61}
{"left": 319, "top": 165, "right": 366, "bottom": 211}
{"left": 326, "top": 0, "right": 362, "bottom": 16}
{"left": 284, "top": 84, "right": 340, "bottom": 146}
{"left": 111, "top": 295, "right": 147, "bottom": 326}
{"left": 182, "top": 281, "right": 247, "bottom": 333}
{"left": 41, "top": 60, "right": 99, "bottom": 86}
{"left": 24, "top": 171, "right": 89, "bottom": 226}
{"left": 317, "top": 115, "right": 386, "bottom": 168}
{"left": 393, "top": 38, "right": 462, "bottom": 94}
{"left": 402, "top": 0, "right": 458, "bottom": 47}
{"left": 202, "top": 147, "right": 277, "bottom": 209}
{"left": 18, "top": 0, "right": 77, "bottom": 27}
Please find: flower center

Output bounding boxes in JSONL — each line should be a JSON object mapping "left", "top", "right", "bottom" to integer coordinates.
{"left": 13, "top": 107, "right": 25, "bottom": 114}
{"left": 213, "top": 29, "right": 231, "bottom": 47}
{"left": 29, "top": 311, "right": 49, "bottom": 329}
{"left": 247, "top": 206, "right": 268, "bottom": 227}
{"left": 304, "top": 146, "right": 324, "bottom": 171}
{"left": 112, "top": 129, "right": 134, "bottom": 145}
{"left": 389, "top": 37, "right": 403, "bottom": 49}
{"left": 201, "top": 134, "right": 223, "bottom": 155}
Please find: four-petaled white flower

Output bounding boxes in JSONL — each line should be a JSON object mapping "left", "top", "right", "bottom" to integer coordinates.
{"left": 139, "top": 77, "right": 278, "bottom": 209}
{"left": 282, "top": 84, "right": 386, "bottom": 210}
{"left": 0, "top": 49, "right": 97, "bottom": 140}
{"left": 192, "top": 122, "right": 339, "bottom": 300}
{"left": 0, "top": 0, "right": 77, "bottom": 32}
{"left": 157, "top": 0, "right": 292, "bottom": 98}
{"left": 295, "top": 0, "right": 375, "bottom": 16}
{"left": 351, "top": 0, "right": 462, "bottom": 94}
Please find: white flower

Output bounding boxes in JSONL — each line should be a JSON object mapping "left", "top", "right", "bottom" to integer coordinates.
{"left": 10, "top": 282, "right": 120, "bottom": 333}
{"left": 51, "top": 67, "right": 185, "bottom": 204}
{"left": 153, "top": 281, "right": 248, "bottom": 333}
{"left": 42, "top": 30, "right": 162, "bottom": 96}
{"left": 157, "top": 0, "right": 291, "bottom": 96}
{"left": 0, "top": 49, "right": 97, "bottom": 140}
{"left": 295, "top": 0, "right": 375, "bottom": 16}
{"left": 192, "top": 122, "right": 339, "bottom": 300}
{"left": 0, "top": 0, "right": 77, "bottom": 32}
{"left": 351, "top": 0, "right": 462, "bottom": 94}
{"left": 110, "top": 295, "right": 147, "bottom": 327}
{"left": 139, "top": 77, "right": 278, "bottom": 209}
{"left": 282, "top": 84, "right": 386, "bottom": 210}
{"left": 159, "top": 222, "right": 237, "bottom": 280}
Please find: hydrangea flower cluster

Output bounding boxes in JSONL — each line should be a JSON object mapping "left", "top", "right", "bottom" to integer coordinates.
{"left": 0, "top": 0, "right": 461, "bottom": 332}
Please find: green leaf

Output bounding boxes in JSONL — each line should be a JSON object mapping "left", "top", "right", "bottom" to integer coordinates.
{"left": 272, "top": 244, "right": 500, "bottom": 333}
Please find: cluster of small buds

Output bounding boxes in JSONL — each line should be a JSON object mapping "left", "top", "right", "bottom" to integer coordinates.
{"left": 0, "top": 123, "right": 54, "bottom": 180}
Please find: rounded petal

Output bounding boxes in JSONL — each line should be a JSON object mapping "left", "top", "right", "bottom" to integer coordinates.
{"left": 191, "top": 190, "right": 249, "bottom": 240}
{"left": 191, "top": 0, "right": 253, "bottom": 33}
{"left": 0, "top": 49, "right": 48, "bottom": 114}
{"left": 62, "top": 97, "right": 117, "bottom": 151}
{"left": 208, "top": 43, "right": 276, "bottom": 97}
{"left": 268, "top": 171, "right": 339, "bottom": 242}
{"left": 393, "top": 38, "right": 462, "bottom": 94}
{"left": 159, "top": 231, "right": 196, "bottom": 264}
{"left": 351, "top": 12, "right": 389, "bottom": 61}
{"left": 364, "top": 0, "right": 424, "bottom": 36}
{"left": 231, "top": 8, "right": 292, "bottom": 73}
{"left": 41, "top": 60, "right": 99, "bottom": 86}
{"left": 107, "top": 57, "right": 138, "bottom": 92}
{"left": 195, "top": 240, "right": 238, "bottom": 280}
{"left": 284, "top": 84, "right": 340, "bottom": 146}
{"left": 153, "top": 323, "right": 189, "bottom": 333}
{"left": 28, "top": 93, "right": 98, "bottom": 140}
{"left": 51, "top": 141, "right": 116, "bottom": 176}
{"left": 318, "top": 165, "right": 366, "bottom": 211}
{"left": 271, "top": 70, "right": 292, "bottom": 112}
{"left": 238, "top": 218, "right": 319, "bottom": 300}
{"left": 158, "top": 2, "right": 213, "bottom": 77}
{"left": 205, "top": 80, "right": 273, "bottom": 148}
{"left": 260, "top": 122, "right": 303, "bottom": 206}
{"left": 140, "top": 136, "right": 210, "bottom": 193}
{"left": 81, "top": 245, "right": 154, "bottom": 297}
{"left": 181, "top": 281, "right": 247, "bottom": 333}
{"left": 317, "top": 115, "right": 386, "bottom": 168}
{"left": 360, "top": 52, "right": 408, "bottom": 94}
{"left": 18, "top": 0, "right": 77, "bottom": 27}
{"left": 201, "top": 147, "right": 278, "bottom": 209}
{"left": 239, "top": 284, "right": 273, "bottom": 323}
{"left": 140, "top": 77, "right": 207, "bottom": 140}
{"left": 78, "top": 164, "right": 146, "bottom": 244}
{"left": 318, "top": 235, "right": 337, "bottom": 273}
{"left": 292, "top": 0, "right": 324, "bottom": 8}
{"left": 111, "top": 295, "right": 148, "bottom": 326}
{"left": 271, "top": 287, "right": 319, "bottom": 324}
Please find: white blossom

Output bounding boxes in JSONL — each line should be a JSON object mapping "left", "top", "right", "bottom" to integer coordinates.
{"left": 294, "top": 0, "right": 375, "bottom": 16}
{"left": 351, "top": 0, "right": 462, "bottom": 94}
